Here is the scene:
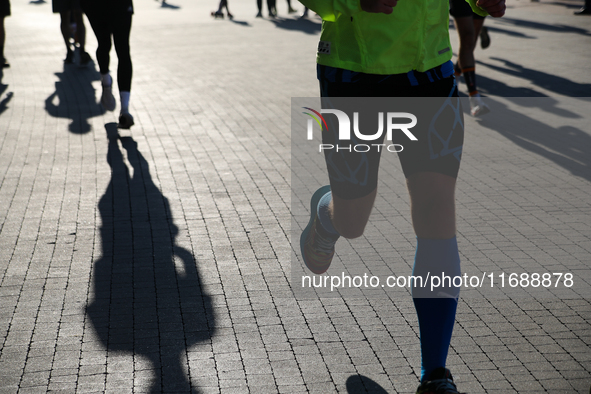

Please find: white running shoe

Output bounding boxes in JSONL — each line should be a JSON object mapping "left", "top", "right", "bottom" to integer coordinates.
{"left": 470, "top": 94, "right": 490, "bottom": 117}
{"left": 101, "top": 85, "right": 116, "bottom": 111}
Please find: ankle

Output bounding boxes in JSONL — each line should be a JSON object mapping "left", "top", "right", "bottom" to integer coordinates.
{"left": 101, "top": 73, "right": 112, "bottom": 87}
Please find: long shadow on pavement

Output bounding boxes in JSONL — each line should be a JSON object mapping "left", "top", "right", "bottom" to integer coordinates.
{"left": 161, "top": 1, "right": 181, "bottom": 9}
{"left": 87, "top": 124, "right": 215, "bottom": 393}
{"left": 495, "top": 16, "right": 591, "bottom": 36}
{"left": 270, "top": 17, "right": 321, "bottom": 34}
{"left": 478, "top": 58, "right": 591, "bottom": 98}
{"left": 548, "top": 1, "right": 585, "bottom": 9}
{"left": 0, "top": 69, "right": 14, "bottom": 117}
{"left": 483, "top": 25, "right": 536, "bottom": 39}
{"left": 472, "top": 97, "right": 591, "bottom": 183}
{"left": 45, "top": 61, "right": 105, "bottom": 134}
{"left": 346, "top": 375, "right": 390, "bottom": 393}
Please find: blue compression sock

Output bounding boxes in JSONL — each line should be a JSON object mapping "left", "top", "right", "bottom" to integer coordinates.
{"left": 412, "top": 237, "right": 461, "bottom": 382}
{"left": 317, "top": 190, "right": 339, "bottom": 235}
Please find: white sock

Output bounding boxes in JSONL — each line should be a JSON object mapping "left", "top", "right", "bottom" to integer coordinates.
{"left": 120, "top": 91, "right": 130, "bottom": 113}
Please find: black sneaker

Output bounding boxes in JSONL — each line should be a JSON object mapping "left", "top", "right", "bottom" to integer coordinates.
{"left": 118, "top": 112, "right": 135, "bottom": 129}
{"left": 1, "top": 57, "right": 9, "bottom": 68}
{"left": 479, "top": 26, "right": 490, "bottom": 49}
{"left": 416, "top": 368, "right": 462, "bottom": 394}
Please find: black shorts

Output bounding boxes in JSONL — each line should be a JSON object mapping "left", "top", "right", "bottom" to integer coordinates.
{"left": 318, "top": 62, "right": 464, "bottom": 200}
{"left": 449, "top": 0, "right": 485, "bottom": 20}
{"left": 0, "top": 0, "right": 10, "bottom": 17}
{"left": 52, "top": 0, "right": 82, "bottom": 13}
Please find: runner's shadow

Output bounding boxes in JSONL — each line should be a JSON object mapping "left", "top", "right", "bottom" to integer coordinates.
{"left": 161, "top": 0, "right": 181, "bottom": 9}
{"left": 477, "top": 58, "right": 591, "bottom": 99}
{"left": 496, "top": 16, "right": 591, "bottom": 36}
{"left": 0, "top": 70, "right": 14, "bottom": 117}
{"left": 463, "top": 74, "right": 583, "bottom": 120}
{"left": 461, "top": 73, "right": 546, "bottom": 98}
{"left": 45, "top": 61, "right": 105, "bottom": 134}
{"left": 346, "top": 375, "right": 390, "bottom": 393}
{"left": 475, "top": 98, "right": 591, "bottom": 183}
{"left": 87, "top": 124, "right": 215, "bottom": 393}
{"left": 483, "top": 26, "right": 535, "bottom": 39}
{"left": 548, "top": 1, "right": 584, "bottom": 8}
{"left": 230, "top": 19, "right": 251, "bottom": 26}
{"left": 270, "top": 17, "right": 321, "bottom": 34}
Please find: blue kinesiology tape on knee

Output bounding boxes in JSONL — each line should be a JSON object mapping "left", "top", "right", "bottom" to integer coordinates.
{"left": 317, "top": 191, "right": 339, "bottom": 235}
{"left": 412, "top": 237, "right": 461, "bottom": 382}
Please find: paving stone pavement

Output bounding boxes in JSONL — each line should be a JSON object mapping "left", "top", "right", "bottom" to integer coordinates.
{"left": 0, "top": 0, "right": 590, "bottom": 392}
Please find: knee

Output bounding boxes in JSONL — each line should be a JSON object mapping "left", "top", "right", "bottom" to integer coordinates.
{"left": 458, "top": 30, "right": 476, "bottom": 47}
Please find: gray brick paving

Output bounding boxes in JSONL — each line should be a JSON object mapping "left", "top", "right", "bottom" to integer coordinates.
{"left": 0, "top": 0, "right": 590, "bottom": 392}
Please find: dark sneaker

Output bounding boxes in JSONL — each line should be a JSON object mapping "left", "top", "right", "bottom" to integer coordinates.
{"left": 1, "top": 57, "right": 9, "bottom": 68}
{"left": 300, "top": 185, "right": 339, "bottom": 274}
{"left": 479, "top": 26, "right": 490, "bottom": 49}
{"left": 79, "top": 51, "right": 91, "bottom": 67}
{"left": 416, "top": 368, "right": 462, "bottom": 394}
{"left": 100, "top": 84, "right": 116, "bottom": 111}
{"left": 118, "top": 112, "right": 135, "bottom": 129}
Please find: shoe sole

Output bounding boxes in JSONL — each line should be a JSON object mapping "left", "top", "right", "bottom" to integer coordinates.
{"left": 300, "top": 185, "right": 332, "bottom": 274}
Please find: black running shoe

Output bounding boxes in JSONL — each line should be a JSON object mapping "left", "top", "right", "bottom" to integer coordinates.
{"left": 416, "top": 368, "right": 463, "bottom": 394}
{"left": 480, "top": 26, "right": 490, "bottom": 49}
{"left": 118, "top": 112, "right": 135, "bottom": 129}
